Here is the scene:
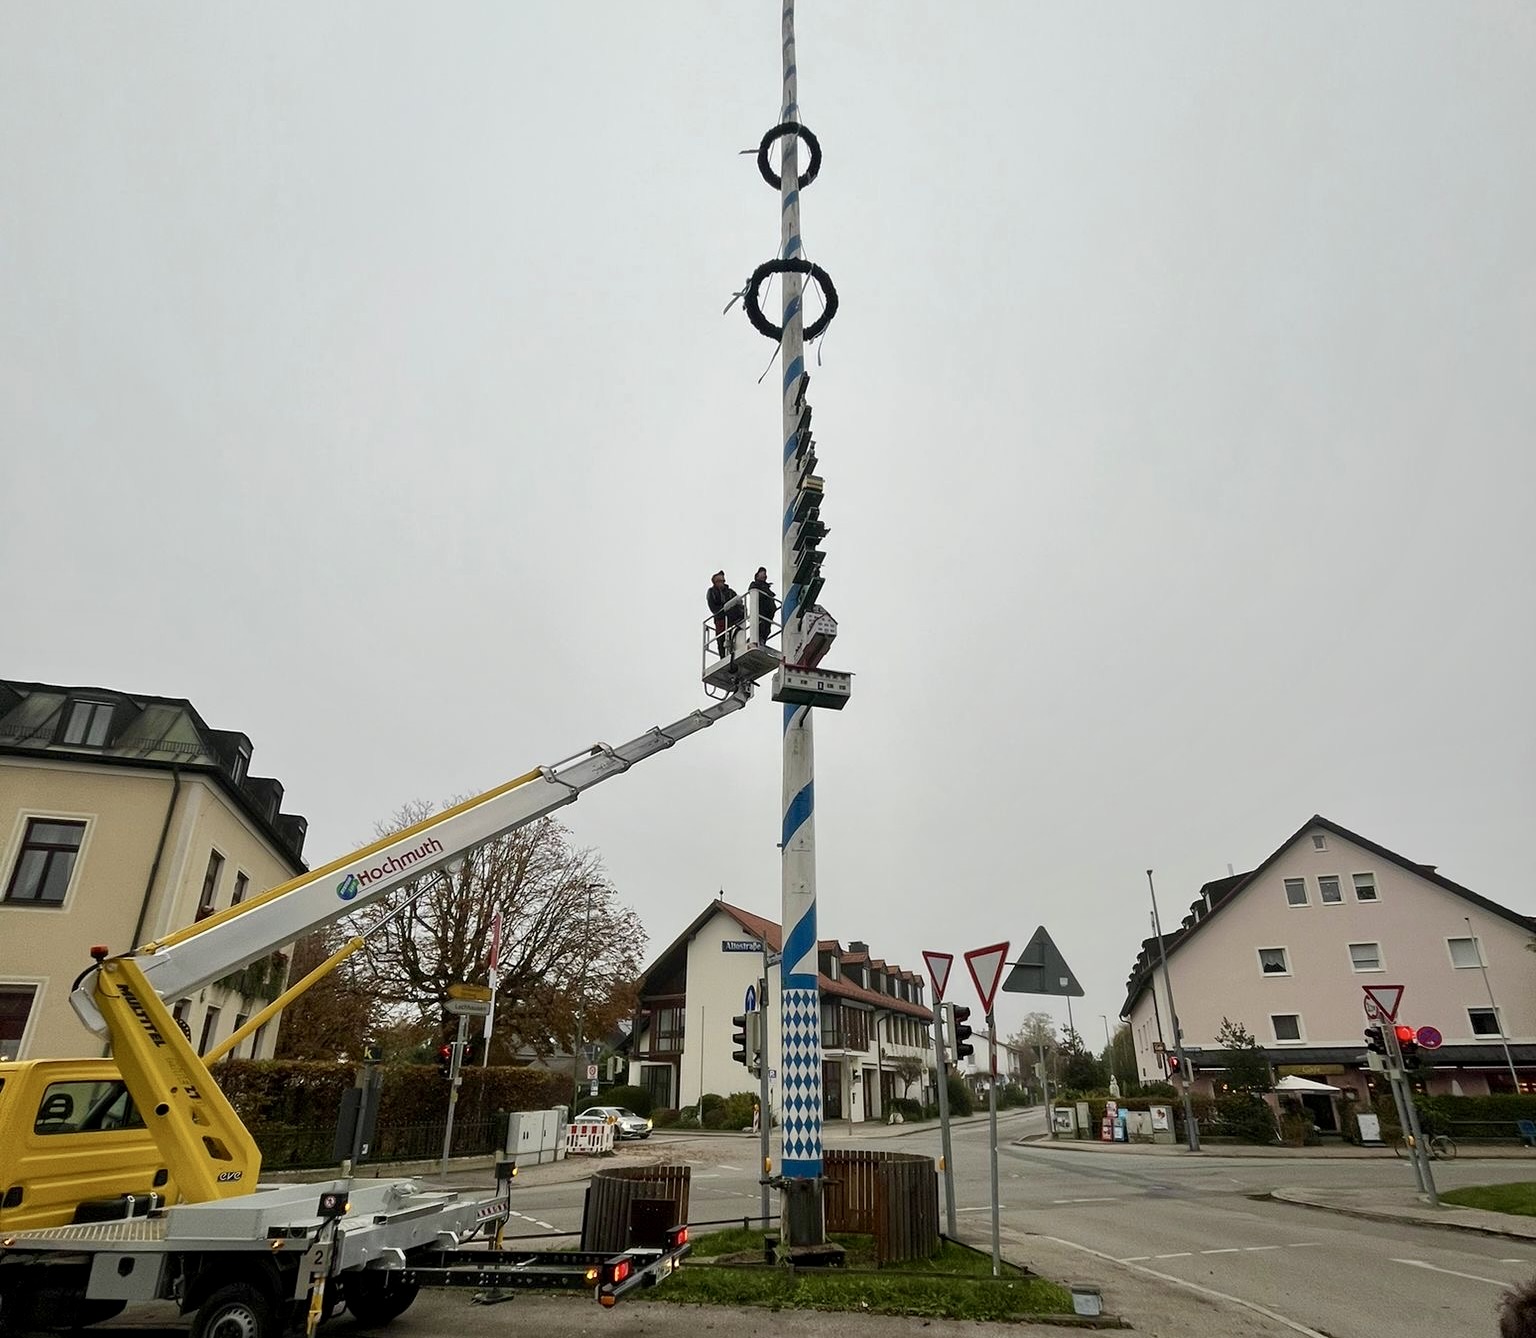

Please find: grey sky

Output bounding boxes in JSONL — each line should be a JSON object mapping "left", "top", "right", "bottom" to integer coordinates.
{"left": 3, "top": 3, "right": 1532, "bottom": 1047}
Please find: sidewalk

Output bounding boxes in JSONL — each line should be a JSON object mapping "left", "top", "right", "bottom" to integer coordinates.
{"left": 1015, "top": 1132, "right": 1536, "bottom": 1160}
{"left": 1271, "top": 1184, "right": 1536, "bottom": 1241}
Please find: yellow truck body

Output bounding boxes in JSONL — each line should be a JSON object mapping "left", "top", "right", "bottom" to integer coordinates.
{"left": 0, "top": 1058, "right": 175, "bottom": 1233}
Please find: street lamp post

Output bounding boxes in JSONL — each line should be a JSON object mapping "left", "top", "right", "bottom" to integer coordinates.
{"left": 1147, "top": 869, "right": 1200, "bottom": 1152}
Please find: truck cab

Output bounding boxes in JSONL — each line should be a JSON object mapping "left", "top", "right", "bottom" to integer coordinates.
{"left": 0, "top": 1059, "right": 174, "bottom": 1233}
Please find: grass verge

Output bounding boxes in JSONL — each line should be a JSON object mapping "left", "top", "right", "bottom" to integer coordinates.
{"left": 1440, "top": 1182, "right": 1536, "bottom": 1216}
{"left": 638, "top": 1228, "right": 1075, "bottom": 1321}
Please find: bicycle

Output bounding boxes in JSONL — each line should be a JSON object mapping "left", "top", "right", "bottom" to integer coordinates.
{"left": 1392, "top": 1132, "right": 1457, "bottom": 1160}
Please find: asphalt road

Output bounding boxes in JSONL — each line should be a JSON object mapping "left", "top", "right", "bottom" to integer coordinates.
{"left": 50, "top": 1116, "right": 1535, "bottom": 1338}
{"left": 452, "top": 1115, "right": 1533, "bottom": 1338}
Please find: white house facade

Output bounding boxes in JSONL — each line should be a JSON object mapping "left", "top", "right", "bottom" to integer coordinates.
{"left": 626, "top": 899, "right": 936, "bottom": 1124}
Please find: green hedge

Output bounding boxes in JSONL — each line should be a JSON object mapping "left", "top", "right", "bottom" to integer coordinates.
{"left": 214, "top": 1058, "right": 572, "bottom": 1130}
{"left": 1374, "top": 1091, "right": 1536, "bottom": 1139}
{"left": 595, "top": 1085, "right": 654, "bottom": 1117}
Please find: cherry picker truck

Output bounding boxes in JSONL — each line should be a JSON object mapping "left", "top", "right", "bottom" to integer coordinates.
{"left": 0, "top": 684, "right": 763, "bottom": 1338}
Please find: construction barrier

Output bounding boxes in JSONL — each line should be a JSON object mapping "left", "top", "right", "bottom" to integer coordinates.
{"left": 566, "top": 1121, "right": 616, "bottom": 1156}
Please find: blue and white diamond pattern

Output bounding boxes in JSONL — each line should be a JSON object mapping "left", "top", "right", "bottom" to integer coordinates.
{"left": 779, "top": 985, "right": 823, "bottom": 1174}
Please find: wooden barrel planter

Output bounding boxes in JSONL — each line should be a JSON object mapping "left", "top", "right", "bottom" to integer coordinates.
{"left": 823, "top": 1149, "right": 939, "bottom": 1264}
{"left": 579, "top": 1163, "right": 692, "bottom": 1253}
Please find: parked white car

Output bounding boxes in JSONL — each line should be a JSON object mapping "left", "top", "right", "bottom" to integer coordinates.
{"left": 578, "top": 1105, "right": 652, "bottom": 1139}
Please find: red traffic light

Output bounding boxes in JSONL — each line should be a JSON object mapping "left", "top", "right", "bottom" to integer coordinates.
{"left": 1394, "top": 1025, "right": 1415, "bottom": 1043}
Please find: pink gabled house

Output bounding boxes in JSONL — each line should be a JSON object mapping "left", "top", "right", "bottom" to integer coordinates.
{"left": 1121, "top": 816, "right": 1534, "bottom": 1134}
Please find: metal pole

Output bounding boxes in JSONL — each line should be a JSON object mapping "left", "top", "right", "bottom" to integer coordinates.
{"left": 933, "top": 1002, "right": 957, "bottom": 1238}
{"left": 440, "top": 1013, "right": 468, "bottom": 1178}
{"left": 986, "top": 1010, "right": 1000, "bottom": 1277}
{"left": 1384, "top": 1021, "right": 1437, "bottom": 1203}
{"left": 1466, "top": 916, "right": 1521, "bottom": 1091}
{"left": 776, "top": 0, "right": 825, "bottom": 1245}
{"left": 571, "top": 888, "right": 594, "bottom": 1111}
{"left": 758, "top": 965, "right": 771, "bottom": 1228}
{"left": 1147, "top": 870, "right": 1200, "bottom": 1152}
{"left": 1040, "top": 1041, "right": 1054, "bottom": 1137}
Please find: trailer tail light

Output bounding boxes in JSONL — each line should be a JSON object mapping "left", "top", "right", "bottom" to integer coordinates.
{"left": 667, "top": 1225, "right": 688, "bottom": 1249}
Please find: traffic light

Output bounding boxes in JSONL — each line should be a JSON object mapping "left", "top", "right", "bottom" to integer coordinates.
{"left": 948, "top": 1005, "right": 974, "bottom": 1063}
{"left": 1363, "top": 1026, "right": 1386, "bottom": 1055}
{"left": 731, "top": 1013, "right": 763, "bottom": 1073}
{"left": 1395, "top": 1024, "right": 1419, "bottom": 1069}
{"left": 436, "top": 1044, "right": 454, "bottom": 1078}
{"left": 463, "top": 1036, "right": 485, "bottom": 1067}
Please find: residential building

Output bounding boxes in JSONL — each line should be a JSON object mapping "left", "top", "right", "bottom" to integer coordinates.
{"left": 626, "top": 898, "right": 935, "bottom": 1123}
{"left": 1120, "top": 816, "right": 1535, "bottom": 1131}
{"left": 0, "top": 679, "right": 307, "bottom": 1062}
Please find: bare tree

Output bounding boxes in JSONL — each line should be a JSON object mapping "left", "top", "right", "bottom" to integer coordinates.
{"left": 351, "top": 805, "right": 647, "bottom": 1058}
{"left": 273, "top": 926, "right": 382, "bottom": 1060}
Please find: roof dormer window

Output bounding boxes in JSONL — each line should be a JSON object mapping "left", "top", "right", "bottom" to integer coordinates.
{"left": 62, "top": 699, "right": 113, "bottom": 747}
{"left": 232, "top": 745, "right": 250, "bottom": 785}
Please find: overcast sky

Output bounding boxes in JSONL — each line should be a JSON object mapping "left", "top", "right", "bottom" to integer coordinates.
{"left": 4, "top": 3, "right": 1532, "bottom": 1048}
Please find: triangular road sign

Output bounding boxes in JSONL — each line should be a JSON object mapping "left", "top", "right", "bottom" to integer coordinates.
{"left": 1362, "top": 984, "right": 1404, "bottom": 1023}
{"left": 965, "top": 942, "right": 1010, "bottom": 1014}
{"left": 1002, "top": 926, "right": 1085, "bottom": 998}
{"left": 922, "top": 951, "right": 954, "bottom": 1002}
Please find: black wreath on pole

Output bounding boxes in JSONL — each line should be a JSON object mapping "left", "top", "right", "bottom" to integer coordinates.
{"left": 743, "top": 259, "right": 839, "bottom": 342}
{"left": 757, "top": 122, "right": 822, "bottom": 190}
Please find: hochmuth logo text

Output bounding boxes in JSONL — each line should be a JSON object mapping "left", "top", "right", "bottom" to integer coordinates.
{"left": 336, "top": 836, "right": 445, "bottom": 900}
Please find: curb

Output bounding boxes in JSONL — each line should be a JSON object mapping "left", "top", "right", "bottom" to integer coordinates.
{"left": 1269, "top": 1187, "right": 1536, "bottom": 1241}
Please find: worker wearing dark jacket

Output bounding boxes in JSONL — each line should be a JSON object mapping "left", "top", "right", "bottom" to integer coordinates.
{"left": 707, "top": 571, "right": 742, "bottom": 656}
{"left": 748, "top": 567, "right": 777, "bottom": 645}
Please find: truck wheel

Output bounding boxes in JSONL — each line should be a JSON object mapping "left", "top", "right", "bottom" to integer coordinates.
{"left": 191, "top": 1283, "right": 274, "bottom": 1338}
{"left": 340, "top": 1275, "right": 420, "bottom": 1326}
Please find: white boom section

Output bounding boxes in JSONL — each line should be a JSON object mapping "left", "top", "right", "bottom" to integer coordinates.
{"left": 71, "top": 690, "right": 751, "bottom": 1035}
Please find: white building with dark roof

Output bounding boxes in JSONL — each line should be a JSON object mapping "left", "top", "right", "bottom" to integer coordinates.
{"left": 0, "top": 679, "right": 307, "bottom": 1061}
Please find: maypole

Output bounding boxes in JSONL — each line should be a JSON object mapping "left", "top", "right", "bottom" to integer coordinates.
{"left": 739, "top": 0, "right": 848, "bottom": 1252}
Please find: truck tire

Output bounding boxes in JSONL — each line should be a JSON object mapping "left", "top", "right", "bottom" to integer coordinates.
{"left": 340, "top": 1275, "right": 420, "bottom": 1326}
{"left": 191, "top": 1283, "right": 274, "bottom": 1338}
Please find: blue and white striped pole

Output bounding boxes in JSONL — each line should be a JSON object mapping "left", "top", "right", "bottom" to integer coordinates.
{"left": 776, "top": 0, "right": 823, "bottom": 1197}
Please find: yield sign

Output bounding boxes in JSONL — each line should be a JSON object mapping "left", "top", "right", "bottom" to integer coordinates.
{"left": 1362, "top": 984, "right": 1404, "bottom": 1023}
{"left": 965, "top": 941, "right": 1010, "bottom": 1014}
{"left": 922, "top": 951, "right": 954, "bottom": 1002}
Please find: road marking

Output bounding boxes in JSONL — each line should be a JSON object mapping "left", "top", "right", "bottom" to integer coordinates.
{"left": 1285, "top": 1242, "right": 1319, "bottom": 1248}
{"left": 508, "top": 1210, "right": 559, "bottom": 1231}
{"left": 1245, "top": 1244, "right": 1281, "bottom": 1251}
{"left": 1392, "top": 1259, "right": 1511, "bottom": 1287}
{"left": 1119, "top": 1256, "right": 1150, "bottom": 1262}
{"left": 1505, "top": 1259, "right": 1528, "bottom": 1265}
{"left": 1155, "top": 1252, "right": 1192, "bottom": 1259}
{"left": 956, "top": 1205, "right": 1003, "bottom": 1213}
{"left": 1201, "top": 1248, "right": 1241, "bottom": 1254}
{"left": 717, "top": 1164, "right": 744, "bottom": 1172}
{"left": 1038, "top": 1235, "right": 1331, "bottom": 1338}
{"left": 1052, "top": 1197, "right": 1120, "bottom": 1204}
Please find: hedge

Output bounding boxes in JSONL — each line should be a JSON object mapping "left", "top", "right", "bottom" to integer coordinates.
{"left": 214, "top": 1058, "right": 572, "bottom": 1131}
{"left": 1373, "top": 1091, "right": 1536, "bottom": 1139}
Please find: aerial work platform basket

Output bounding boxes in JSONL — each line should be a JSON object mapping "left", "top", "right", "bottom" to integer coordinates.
{"left": 702, "top": 587, "right": 781, "bottom": 696}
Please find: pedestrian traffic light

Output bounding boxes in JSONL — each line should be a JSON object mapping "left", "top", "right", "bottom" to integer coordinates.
{"left": 436, "top": 1044, "right": 454, "bottom": 1078}
{"left": 1166, "top": 1052, "right": 1183, "bottom": 1079}
{"left": 949, "top": 1005, "right": 974, "bottom": 1063}
{"left": 732, "top": 1014, "right": 749, "bottom": 1068}
{"left": 1363, "top": 1026, "right": 1386, "bottom": 1055}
